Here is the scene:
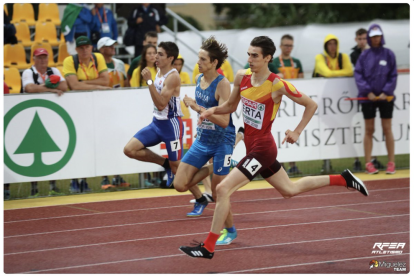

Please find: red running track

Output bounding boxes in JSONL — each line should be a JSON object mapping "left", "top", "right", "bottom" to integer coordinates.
{"left": 4, "top": 178, "right": 410, "bottom": 273}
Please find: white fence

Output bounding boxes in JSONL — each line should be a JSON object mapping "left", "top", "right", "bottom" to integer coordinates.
{"left": 4, "top": 75, "right": 409, "bottom": 183}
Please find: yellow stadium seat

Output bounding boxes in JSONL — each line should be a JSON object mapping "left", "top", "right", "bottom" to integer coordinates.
{"left": 60, "top": 32, "right": 66, "bottom": 44}
{"left": 4, "top": 44, "right": 30, "bottom": 70}
{"left": 56, "top": 66, "right": 64, "bottom": 76}
{"left": 14, "top": 22, "right": 32, "bottom": 47}
{"left": 38, "top": 3, "right": 61, "bottom": 26}
{"left": 11, "top": 3, "right": 36, "bottom": 26}
{"left": 4, "top": 4, "right": 8, "bottom": 16}
{"left": 34, "top": 22, "right": 60, "bottom": 46}
{"left": 56, "top": 43, "right": 70, "bottom": 66}
{"left": 124, "top": 63, "right": 130, "bottom": 74}
{"left": 4, "top": 67, "right": 22, "bottom": 94}
{"left": 30, "top": 42, "right": 56, "bottom": 67}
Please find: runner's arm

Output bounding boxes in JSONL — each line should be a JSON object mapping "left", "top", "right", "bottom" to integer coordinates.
{"left": 148, "top": 71, "right": 181, "bottom": 111}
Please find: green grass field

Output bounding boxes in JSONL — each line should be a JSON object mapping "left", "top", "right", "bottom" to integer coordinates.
{"left": 5, "top": 154, "right": 409, "bottom": 200}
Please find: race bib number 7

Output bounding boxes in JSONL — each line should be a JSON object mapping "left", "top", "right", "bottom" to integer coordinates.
{"left": 241, "top": 97, "right": 265, "bottom": 130}
{"left": 170, "top": 139, "right": 181, "bottom": 152}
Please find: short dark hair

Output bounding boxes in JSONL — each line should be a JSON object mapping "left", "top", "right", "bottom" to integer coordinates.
{"left": 281, "top": 34, "right": 294, "bottom": 42}
{"left": 158, "top": 41, "right": 179, "bottom": 64}
{"left": 356, "top": 28, "right": 367, "bottom": 36}
{"left": 200, "top": 36, "right": 228, "bottom": 69}
{"left": 145, "top": 31, "right": 158, "bottom": 40}
{"left": 250, "top": 36, "right": 276, "bottom": 63}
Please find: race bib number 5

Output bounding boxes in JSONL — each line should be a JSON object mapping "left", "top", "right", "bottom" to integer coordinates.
{"left": 170, "top": 139, "right": 181, "bottom": 152}
{"left": 241, "top": 97, "right": 265, "bottom": 130}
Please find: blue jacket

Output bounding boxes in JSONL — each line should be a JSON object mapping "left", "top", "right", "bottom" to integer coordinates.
{"left": 354, "top": 24, "right": 397, "bottom": 103}
{"left": 91, "top": 7, "right": 118, "bottom": 41}
{"left": 64, "top": 4, "right": 94, "bottom": 42}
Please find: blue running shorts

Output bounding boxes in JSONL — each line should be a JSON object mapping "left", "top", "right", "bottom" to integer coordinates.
{"left": 181, "top": 139, "right": 234, "bottom": 175}
{"left": 134, "top": 117, "right": 184, "bottom": 161}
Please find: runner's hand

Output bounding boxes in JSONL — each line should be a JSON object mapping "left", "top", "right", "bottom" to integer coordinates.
{"left": 141, "top": 67, "right": 152, "bottom": 81}
{"left": 282, "top": 129, "right": 299, "bottom": 145}
{"left": 198, "top": 108, "right": 215, "bottom": 125}
{"left": 183, "top": 94, "right": 196, "bottom": 108}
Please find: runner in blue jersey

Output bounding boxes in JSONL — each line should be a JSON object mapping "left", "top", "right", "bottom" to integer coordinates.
{"left": 174, "top": 36, "right": 238, "bottom": 245}
{"left": 124, "top": 42, "right": 183, "bottom": 187}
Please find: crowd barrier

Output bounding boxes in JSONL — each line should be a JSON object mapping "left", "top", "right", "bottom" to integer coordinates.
{"left": 4, "top": 75, "right": 409, "bottom": 184}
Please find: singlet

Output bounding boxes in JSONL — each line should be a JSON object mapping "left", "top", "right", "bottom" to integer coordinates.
{"left": 195, "top": 74, "right": 235, "bottom": 145}
{"left": 240, "top": 71, "right": 302, "bottom": 136}
{"left": 153, "top": 68, "right": 183, "bottom": 120}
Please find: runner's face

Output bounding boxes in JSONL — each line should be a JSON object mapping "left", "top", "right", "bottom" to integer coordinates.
{"left": 247, "top": 46, "right": 269, "bottom": 73}
{"left": 197, "top": 49, "right": 216, "bottom": 73}
{"left": 144, "top": 36, "right": 158, "bottom": 46}
{"left": 156, "top": 47, "right": 172, "bottom": 68}
{"left": 280, "top": 38, "right": 294, "bottom": 56}
{"left": 145, "top": 47, "right": 157, "bottom": 66}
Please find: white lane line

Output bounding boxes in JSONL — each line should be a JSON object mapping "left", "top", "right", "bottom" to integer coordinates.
{"left": 4, "top": 200, "right": 409, "bottom": 238}
{"left": 226, "top": 253, "right": 411, "bottom": 274}
{"left": 5, "top": 185, "right": 409, "bottom": 215}
{"left": 17, "top": 231, "right": 410, "bottom": 274}
{"left": 5, "top": 214, "right": 409, "bottom": 254}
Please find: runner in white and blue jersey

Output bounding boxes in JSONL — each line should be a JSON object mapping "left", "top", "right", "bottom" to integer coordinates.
{"left": 174, "top": 37, "right": 238, "bottom": 246}
{"left": 124, "top": 42, "right": 183, "bottom": 187}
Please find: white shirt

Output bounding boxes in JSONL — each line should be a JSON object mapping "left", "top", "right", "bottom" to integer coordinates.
{"left": 22, "top": 66, "right": 65, "bottom": 92}
{"left": 153, "top": 68, "right": 183, "bottom": 120}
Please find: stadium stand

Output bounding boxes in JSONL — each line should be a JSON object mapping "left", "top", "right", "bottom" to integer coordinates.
{"left": 14, "top": 22, "right": 32, "bottom": 47}
{"left": 4, "top": 4, "right": 8, "bottom": 15}
{"left": 38, "top": 3, "right": 61, "bottom": 26}
{"left": 30, "top": 42, "right": 56, "bottom": 67}
{"left": 34, "top": 22, "right": 60, "bottom": 46}
{"left": 56, "top": 43, "right": 70, "bottom": 66}
{"left": 4, "top": 43, "right": 30, "bottom": 70}
{"left": 4, "top": 67, "right": 22, "bottom": 93}
{"left": 11, "top": 3, "right": 36, "bottom": 26}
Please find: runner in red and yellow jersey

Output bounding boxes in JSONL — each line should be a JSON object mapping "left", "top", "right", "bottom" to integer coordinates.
{"left": 179, "top": 36, "right": 369, "bottom": 260}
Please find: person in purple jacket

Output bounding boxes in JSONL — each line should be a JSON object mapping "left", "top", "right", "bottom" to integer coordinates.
{"left": 354, "top": 24, "right": 397, "bottom": 175}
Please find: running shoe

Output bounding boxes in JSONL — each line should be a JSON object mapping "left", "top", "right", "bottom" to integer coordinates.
{"left": 341, "top": 169, "right": 369, "bottom": 196}
{"left": 216, "top": 229, "right": 238, "bottom": 245}
{"left": 230, "top": 159, "right": 239, "bottom": 169}
{"left": 179, "top": 242, "right": 214, "bottom": 259}
{"left": 189, "top": 193, "right": 214, "bottom": 204}
{"left": 386, "top": 162, "right": 396, "bottom": 174}
{"left": 48, "top": 190, "right": 64, "bottom": 196}
{"left": 237, "top": 126, "right": 245, "bottom": 135}
{"left": 365, "top": 162, "right": 379, "bottom": 174}
{"left": 165, "top": 167, "right": 174, "bottom": 187}
{"left": 187, "top": 201, "right": 208, "bottom": 217}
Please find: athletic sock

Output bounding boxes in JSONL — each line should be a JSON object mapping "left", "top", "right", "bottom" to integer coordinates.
{"left": 329, "top": 175, "right": 347, "bottom": 186}
{"left": 203, "top": 232, "right": 220, "bottom": 252}
{"left": 196, "top": 196, "right": 207, "bottom": 203}
{"left": 226, "top": 226, "right": 236, "bottom": 233}
{"left": 162, "top": 158, "right": 170, "bottom": 170}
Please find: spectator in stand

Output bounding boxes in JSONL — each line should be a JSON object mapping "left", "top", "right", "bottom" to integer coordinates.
{"left": 63, "top": 36, "right": 109, "bottom": 91}
{"left": 130, "top": 44, "right": 157, "bottom": 87}
{"left": 273, "top": 34, "right": 304, "bottom": 79}
{"left": 4, "top": 10, "right": 17, "bottom": 45}
{"left": 62, "top": 4, "right": 95, "bottom": 55}
{"left": 91, "top": 4, "right": 118, "bottom": 51}
{"left": 173, "top": 54, "right": 191, "bottom": 84}
{"left": 125, "top": 4, "right": 161, "bottom": 58}
{"left": 22, "top": 48, "right": 68, "bottom": 95}
{"left": 127, "top": 31, "right": 158, "bottom": 85}
{"left": 97, "top": 37, "right": 128, "bottom": 88}
{"left": 313, "top": 34, "right": 353, "bottom": 78}
{"left": 350, "top": 28, "right": 369, "bottom": 66}
{"left": 192, "top": 59, "right": 234, "bottom": 83}
{"left": 354, "top": 24, "right": 397, "bottom": 175}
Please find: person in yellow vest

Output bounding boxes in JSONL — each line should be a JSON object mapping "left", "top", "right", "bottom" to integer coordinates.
{"left": 313, "top": 34, "right": 354, "bottom": 78}
{"left": 173, "top": 54, "right": 191, "bottom": 84}
{"left": 130, "top": 44, "right": 157, "bottom": 87}
{"left": 192, "top": 59, "right": 234, "bottom": 83}
{"left": 97, "top": 37, "right": 128, "bottom": 88}
{"left": 272, "top": 34, "right": 304, "bottom": 79}
{"left": 63, "top": 36, "right": 110, "bottom": 91}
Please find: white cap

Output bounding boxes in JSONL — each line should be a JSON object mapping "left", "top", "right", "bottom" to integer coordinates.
{"left": 369, "top": 28, "right": 383, "bottom": 37}
{"left": 97, "top": 37, "right": 117, "bottom": 50}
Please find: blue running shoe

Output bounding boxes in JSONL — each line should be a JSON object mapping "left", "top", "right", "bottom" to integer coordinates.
{"left": 165, "top": 167, "right": 174, "bottom": 187}
{"left": 216, "top": 229, "right": 238, "bottom": 245}
{"left": 187, "top": 201, "right": 208, "bottom": 217}
{"left": 230, "top": 159, "right": 239, "bottom": 169}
